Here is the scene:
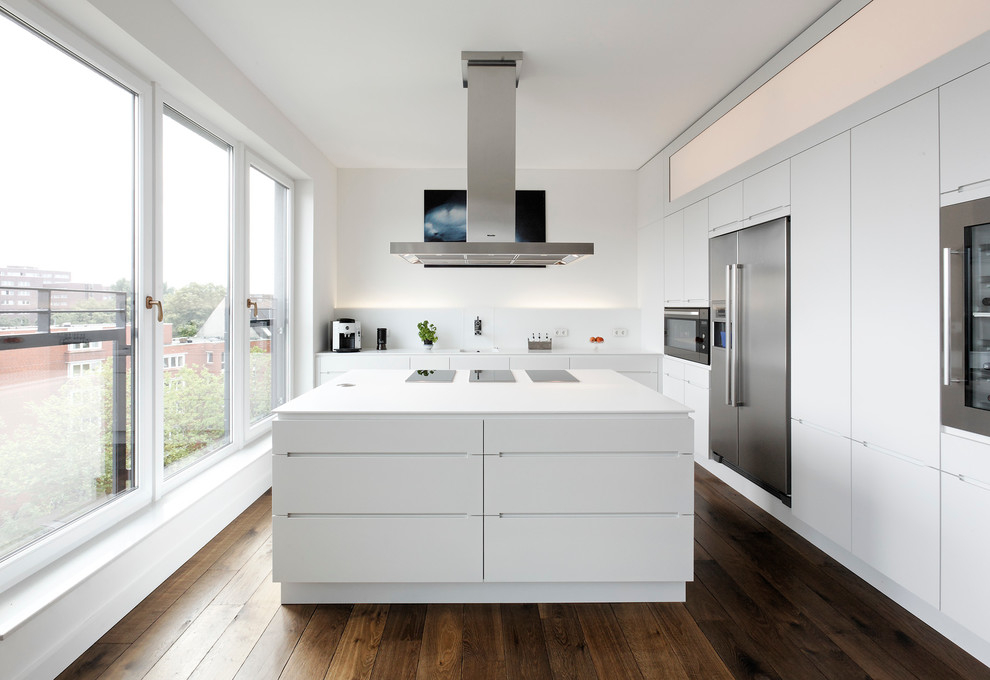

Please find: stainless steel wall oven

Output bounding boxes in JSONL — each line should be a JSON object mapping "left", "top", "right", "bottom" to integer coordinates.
{"left": 663, "top": 307, "right": 710, "bottom": 365}
{"left": 942, "top": 195, "right": 990, "bottom": 437}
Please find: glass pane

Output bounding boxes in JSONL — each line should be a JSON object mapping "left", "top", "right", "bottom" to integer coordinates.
{"left": 162, "top": 108, "right": 231, "bottom": 476}
{"left": 966, "top": 222, "right": 990, "bottom": 411}
{"left": 248, "top": 166, "right": 288, "bottom": 423}
{"left": 0, "top": 13, "right": 135, "bottom": 559}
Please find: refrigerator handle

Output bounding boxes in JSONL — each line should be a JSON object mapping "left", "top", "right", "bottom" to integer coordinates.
{"left": 725, "top": 264, "right": 733, "bottom": 406}
{"left": 731, "top": 264, "right": 742, "bottom": 406}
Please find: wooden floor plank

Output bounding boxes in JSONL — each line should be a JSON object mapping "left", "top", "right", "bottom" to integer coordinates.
{"left": 231, "top": 603, "right": 316, "bottom": 680}
{"left": 368, "top": 604, "right": 427, "bottom": 680}
{"left": 501, "top": 604, "right": 553, "bottom": 680}
{"left": 461, "top": 604, "right": 507, "bottom": 680}
{"left": 416, "top": 604, "right": 463, "bottom": 680}
{"left": 142, "top": 603, "right": 242, "bottom": 680}
{"left": 323, "top": 603, "right": 389, "bottom": 680}
{"left": 610, "top": 603, "right": 690, "bottom": 680}
{"left": 54, "top": 643, "right": 129, "bottom": 680}
{"left": 213, "top": 535, "right": 274, "bottom": 606}
{"left": 574, "top": 603, "right": 644, "bottom": 680}
{"left": 537, "top": 603, "right": 599, "bottom": 680}
{"left": 97, "top": 567, "right": 237, "bottom": 680}
{"left": 186, "top": 575, "right": 282, "bottom": 680}
{"left": 280, "top": 604, "right": 352, "bottom": 679}
{"left": 683, "top": 546, "right": 785, "bottom": 680}
{"left": 648, "top": 603, "right": 734, "bottom": 680}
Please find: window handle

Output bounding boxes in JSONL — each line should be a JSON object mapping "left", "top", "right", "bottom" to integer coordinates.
{"left": 246, "top": 298, "right": 259, "bottom": 318}
{"left": 145, "top": 296, "right": 163, "bottom": 323}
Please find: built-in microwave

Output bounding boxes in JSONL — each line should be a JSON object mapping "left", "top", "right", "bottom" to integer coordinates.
{"left": 664, "top": 307, "right": 710, "bottom": 365}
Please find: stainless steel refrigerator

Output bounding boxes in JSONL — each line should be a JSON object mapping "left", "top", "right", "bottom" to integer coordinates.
{"left": 709, "top": 217, "right": 791, "bottom": 504}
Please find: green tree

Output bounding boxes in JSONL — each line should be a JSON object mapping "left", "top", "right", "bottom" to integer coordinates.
{"left": 52, "top": 296, "right": 115, "bottom": 325}
{"left": 163, "top": 282, "right": 225, "bottom": 337}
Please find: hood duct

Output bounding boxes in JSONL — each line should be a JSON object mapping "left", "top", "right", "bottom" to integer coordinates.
{"left": 390, "top": 51, "right": 594, "bottom": 267}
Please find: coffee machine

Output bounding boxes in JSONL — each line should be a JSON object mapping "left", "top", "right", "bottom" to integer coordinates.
{"left": 331, "top": 318, "right": 361, "bottom": 352}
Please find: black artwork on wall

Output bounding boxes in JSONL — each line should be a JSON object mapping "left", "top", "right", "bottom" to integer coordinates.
{"left": 424, "top": 189, "right": 546, "bottom": 243}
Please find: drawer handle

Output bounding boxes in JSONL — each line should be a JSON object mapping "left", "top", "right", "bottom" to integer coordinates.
{"left": 496, "top": 512, "right": 683, "bottom": 519}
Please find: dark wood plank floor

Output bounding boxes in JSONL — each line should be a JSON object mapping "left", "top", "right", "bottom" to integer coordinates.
{"left": 57, "top": 465, "right": 990, "bottom": 680}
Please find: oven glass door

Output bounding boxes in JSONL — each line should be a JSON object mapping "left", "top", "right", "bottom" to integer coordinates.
{"left": 667, "top": 317, "right": 701, "bottom": 353}
{"left": 966, "top": 221, "right": 990, "bottom": 413}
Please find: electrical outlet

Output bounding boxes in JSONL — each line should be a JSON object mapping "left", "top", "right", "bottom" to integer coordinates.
{"left": 554, "top": 328, "right": 568, "bottom": 337}
{"left": 612, "top": 328, "right": 628, "bottom": 337}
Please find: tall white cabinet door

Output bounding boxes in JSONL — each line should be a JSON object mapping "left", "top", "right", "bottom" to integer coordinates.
{"left": 683, "top": 381, "right": 709, "bottom": 462}
{"left": 850, "top": 92, "right": 940, "bottom": 468}
{"left": 941, "top": 471, "right": 990, "bottom": 641}
{"left": 791, "top": 420, "right": 851, "bottom": 550}
{"left": 851, "top": 444, "right": 939, "bottom": 607}
{"left": 791, "top": 133, "right": 851, "bottom": 435}
{"left": 682, "top": 199, "right": 709, "bottom": 303}
{"left": 638, "top": 221, "right": 664, "bottom": 349}
{"left": 663, "top": 211, "right": 684, "bottom": 304}
{"left": 940, "top": 62, "right": 990, "bottom": 202}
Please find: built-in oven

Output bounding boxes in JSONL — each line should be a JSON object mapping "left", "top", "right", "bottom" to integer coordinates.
{"left": 664, "top": 307, "right": 710, "bottom": 365}
{"left": 942, "top": 195, "right": 990, "bottom": 437}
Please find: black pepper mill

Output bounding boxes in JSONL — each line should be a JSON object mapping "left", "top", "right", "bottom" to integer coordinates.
{"left": 376, "top": 327, "right": 387, "bottom": 351}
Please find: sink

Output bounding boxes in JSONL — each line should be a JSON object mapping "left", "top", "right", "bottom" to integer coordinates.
{"left": 458, "top": 348, "right": 500, "bottom": 353}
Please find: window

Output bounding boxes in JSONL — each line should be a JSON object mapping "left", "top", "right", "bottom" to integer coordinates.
{"left": 163, "top": 354, "right": 186, "bottom": 370}
{"left": 0, "top": 8, "right": 136, "bottom": 563}
{"left": 161, "top": 106, "right": 231, "bottom": 478}
{"left": 205, "top": 350, "right": 213, "bottom": 364}
{"left": 68, "top": 341, "right": 103, "bottom": 351}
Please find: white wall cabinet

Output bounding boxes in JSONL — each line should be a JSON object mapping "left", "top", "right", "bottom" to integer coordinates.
{"left": 791, "top": 420, "right": 851, "bottom": 550}
{"left": 940, "top": 62, "right": 990, "bottom": 205}
{"left": 638, "top": 220, "right": 664, "bottom": 349}
{"left": 708, "top": 182, "right": 743, "bottom": 233}
{"left": 850, "top": 92, "right": 940, "bottom": 468}
{"left": 663, "top": 210, "right": 684, "bottom": 304}
{"left": 791, "top": 133, "right": 851, "bottom": 436}
{"left": 851, "top": 443, "right": 940, "bottom": 607}
{"left": 742, "top": 160, "right": 790, "bottom": 224}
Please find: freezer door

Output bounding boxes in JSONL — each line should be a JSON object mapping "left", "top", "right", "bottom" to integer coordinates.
{"left": 709, "top": 231, "right": 738, "bottom": 465}
{"left": 737, "top": 217, "right": 790, "bottom": 497}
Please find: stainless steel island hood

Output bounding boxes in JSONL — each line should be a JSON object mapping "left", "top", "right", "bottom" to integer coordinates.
{"left": 390, "top": 51, "right": 594, "bottom": 267}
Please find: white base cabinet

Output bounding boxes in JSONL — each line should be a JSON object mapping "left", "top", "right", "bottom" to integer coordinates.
{"left": 851, "top": 443, "right": 940, "bottom": 607}
{"left": 941, "top": 471, "right": 990, "bottom": 641}
{"left": 791, "top": 420, "right": 852, "bottom": 550}
{"left": 662, "top": 356, "right": 709, "bottom": 462}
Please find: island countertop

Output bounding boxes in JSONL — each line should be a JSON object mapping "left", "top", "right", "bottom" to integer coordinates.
{"left": 275, "top": 368, "right": 691, "bottom": 417}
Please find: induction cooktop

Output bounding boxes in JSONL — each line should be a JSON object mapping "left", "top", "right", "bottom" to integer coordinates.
{"left": 467, "top": 369, "right": 515, "bottom": 383}
{"left": 525, "top": 369, "right": 579, "bottom": 383}
{"left": 405, "top": 369, "right": 456, "bottom": 383}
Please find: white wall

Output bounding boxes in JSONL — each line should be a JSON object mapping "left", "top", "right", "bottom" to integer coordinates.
{"left": 336, "top": 169, "right": 638, "bottom": 309}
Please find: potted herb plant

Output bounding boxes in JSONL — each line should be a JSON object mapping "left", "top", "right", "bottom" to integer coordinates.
{"left": 417, "top": 320, "right": 438, "bottom": 348}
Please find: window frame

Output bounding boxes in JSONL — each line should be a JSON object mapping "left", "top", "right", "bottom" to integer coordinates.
{"left": 0, "top": 2, "right": 294, "bottom": 594}
{"left": 0, "top": 0, "right": 154, "bottom": 594}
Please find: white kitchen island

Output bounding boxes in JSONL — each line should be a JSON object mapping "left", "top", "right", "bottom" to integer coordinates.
{"left": 272, "top": 368, "right": 694, "bottom": 604}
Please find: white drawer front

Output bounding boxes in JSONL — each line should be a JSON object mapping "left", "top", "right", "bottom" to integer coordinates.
{"left": 509, "top": 355, "right": 570, "bottom": 370}
{"left": 484, "top": 515, "right": 693, "bottom": 582}
{"left": 484, "top": 453, "right": 692, "bottom": 514}
{"left": 409, "top": 355, "right": 450, "bottom": 370}
{"left": 569, "top": 355, "right": 659, "bottom": 372}
{"left": 273, "top": 419, "right": 482, "bottom": 455}
{"left": 662, "top": 356, "right": 686, "bottom": 381}
{"left": 683, "top": 363, "right": 710, "bottom": 388}
{"left": 484, "top": 418, "right": 692, "bottom": 455}
{"left": 274, "top": 454, "right": 482, "bottom": 515}
{"left": 274, "top": 516, "right": 482, "bottom": 583}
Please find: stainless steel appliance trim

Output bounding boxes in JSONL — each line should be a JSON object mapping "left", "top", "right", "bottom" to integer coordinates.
{"left": 725, "top": 264, "right": 733, "bottom": 406}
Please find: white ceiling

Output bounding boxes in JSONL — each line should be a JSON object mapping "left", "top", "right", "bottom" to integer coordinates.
{"left": 168, "top": 0, "right": 839, "bottom": 170}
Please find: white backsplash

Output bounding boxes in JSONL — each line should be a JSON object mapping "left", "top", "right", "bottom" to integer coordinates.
{"left": 332, "top": 307, "right": 643, "bottom": 351}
